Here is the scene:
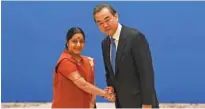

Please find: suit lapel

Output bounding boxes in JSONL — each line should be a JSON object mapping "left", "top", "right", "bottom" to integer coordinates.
{"left": 116, "top": 26, "right": 127, "bottom": 73}
{"left": 104, "top": 37, "right": 114, "bottom": 75}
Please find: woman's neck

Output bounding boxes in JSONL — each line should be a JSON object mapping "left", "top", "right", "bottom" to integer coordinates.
{"left": 72, "top": 54, "right": 81, "bottom": 62}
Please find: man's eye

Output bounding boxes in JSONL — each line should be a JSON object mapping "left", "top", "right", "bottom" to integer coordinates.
{"left": 98, "top": 22, "right": 103, "bottom": 25}
{"left": 105, "top": 19, "right": 110, "bottom": 22}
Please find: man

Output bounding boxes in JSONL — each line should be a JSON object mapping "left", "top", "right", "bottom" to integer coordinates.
{"left": 93, "top": 4, "right": 159, "bottom": 108}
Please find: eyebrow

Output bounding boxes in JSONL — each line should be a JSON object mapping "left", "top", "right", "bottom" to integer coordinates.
{"left": 71, "top": 38, "right": 84, "bottom": 40}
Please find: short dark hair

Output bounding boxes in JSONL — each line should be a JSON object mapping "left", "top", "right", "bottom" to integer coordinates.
{"left": 65, "top": 27, "right": 85, "bottom": 48}
{"left": 93, "top": 4, "right": 117, "bottom": 22}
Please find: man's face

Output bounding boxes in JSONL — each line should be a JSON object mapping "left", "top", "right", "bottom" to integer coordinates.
{"left": 94, "top": 8, "right": 118, "bottom": 36}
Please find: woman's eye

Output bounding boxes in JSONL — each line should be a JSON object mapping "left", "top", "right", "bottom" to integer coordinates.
{"left": 72, "top": 40, "right": 78, "bottom": 43}
{"left": 79, "top": 40, "right": 85, "bottom": 43}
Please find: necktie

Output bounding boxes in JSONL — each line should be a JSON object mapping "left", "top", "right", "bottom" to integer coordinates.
{"left": 111, "top": 38, "right": 116, "bottom": 74}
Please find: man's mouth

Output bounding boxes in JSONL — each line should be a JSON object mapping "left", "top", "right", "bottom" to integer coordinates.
{"left": 105, "top": 29, "right": 111, "bottom": 32}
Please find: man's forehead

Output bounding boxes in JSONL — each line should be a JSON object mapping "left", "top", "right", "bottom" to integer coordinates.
{"left": 97, "top": 14, "right": 110, "bottom": 19}
{"left": 95, "top": 13, "right": 112, "bottom": 22}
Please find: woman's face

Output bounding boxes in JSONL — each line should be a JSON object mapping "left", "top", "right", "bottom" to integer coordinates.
{"left": 67, "top": 33, "right": 85, "bottom": 55}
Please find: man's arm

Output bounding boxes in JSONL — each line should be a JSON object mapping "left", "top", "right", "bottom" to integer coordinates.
{"left": 101, "top": 41, "right": 112, "bottom": 86}
{"left": 101, "top": 41, "right": 115, "bottom": 102}
{"left": 132, "top": 32, "right": 155, "bottom": 106}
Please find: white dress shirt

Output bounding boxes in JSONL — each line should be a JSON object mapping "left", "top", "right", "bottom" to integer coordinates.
{"left": 110, "top": 23, "right": 122, "bottom": 61}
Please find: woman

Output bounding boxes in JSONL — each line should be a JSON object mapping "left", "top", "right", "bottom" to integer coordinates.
{"left": 52, "top": 27, "right": 115, "bottom": 108}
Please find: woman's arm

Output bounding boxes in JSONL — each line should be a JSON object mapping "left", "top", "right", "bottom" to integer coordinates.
{"left": 67, "top": 71, "right": 106, "bottom": 97}
{"left": 57, "top": 59, "right": 114, "bottom": 101}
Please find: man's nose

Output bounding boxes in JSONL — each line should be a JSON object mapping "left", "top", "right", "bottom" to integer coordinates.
{"left": 103, "top": 23, "right": 108, "bottom": 28}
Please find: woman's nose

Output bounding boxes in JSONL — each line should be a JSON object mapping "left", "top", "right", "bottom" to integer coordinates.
{"left": 76, "top": 42, "right": 80, "bottom": 46}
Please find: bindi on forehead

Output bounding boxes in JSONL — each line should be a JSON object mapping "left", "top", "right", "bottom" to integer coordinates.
{"left": 76, "top": 37, "right": 83, "bottom": 40}
{"left": 72, "top": 36, "right": 83, "bottom": 41}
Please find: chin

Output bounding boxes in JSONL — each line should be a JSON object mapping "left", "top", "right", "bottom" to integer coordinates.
{"left": 103, "top": 31, "right": 109, "bottom": 36}
{"left": 73, "top": 51, "right": 81, "bottom": 55}
{"left": 107, "top": 32, "right": 114, "bottom": 36}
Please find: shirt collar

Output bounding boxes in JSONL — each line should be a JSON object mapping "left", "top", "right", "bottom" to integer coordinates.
{"left": 110, "top": 23, "right": 122, "bottom": 41}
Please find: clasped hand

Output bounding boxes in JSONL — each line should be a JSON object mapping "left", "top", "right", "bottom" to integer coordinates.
{"left": 103, "top": 86, "right": 116, "bottom": 102}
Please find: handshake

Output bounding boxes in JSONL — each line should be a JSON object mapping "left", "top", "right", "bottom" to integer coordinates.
{"left": 103, "top": 86, "right": 116, "bottom": 102}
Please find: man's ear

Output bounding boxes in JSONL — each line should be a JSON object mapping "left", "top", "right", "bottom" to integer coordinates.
{"left": 114, "top": 13, "right": 119, "bottom": 22}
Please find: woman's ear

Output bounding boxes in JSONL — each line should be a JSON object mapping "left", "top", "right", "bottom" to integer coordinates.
{"left": 65, "top": 42, "right": 69, "bottom": 49}
{"left": 67, "top": 43, "right": 69, "bottom": 48}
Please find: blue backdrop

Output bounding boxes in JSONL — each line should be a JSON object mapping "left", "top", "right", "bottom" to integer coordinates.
{"left": 2, "top": 1, "right": 205, "bottom": 103}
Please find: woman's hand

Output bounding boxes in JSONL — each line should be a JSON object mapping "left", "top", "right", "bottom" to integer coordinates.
{"left": 103, "top": 87, "right": 116, "bottom": 102}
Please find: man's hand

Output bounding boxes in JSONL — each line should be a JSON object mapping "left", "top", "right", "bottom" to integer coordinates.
{"left": 142, "top": 104, "right": 152, "bottom": 108}
{"left": 104, "top": 93, "right": 116, "bottom": 102}
{"left": 105, "top": 86, "right": 114, "bottom": 93}
{"left": 103, "top": 86, "right": 115, "bottom": 102}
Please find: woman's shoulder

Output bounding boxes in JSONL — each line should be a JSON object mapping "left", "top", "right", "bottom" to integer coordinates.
{"left": 82, "top": 56, "right": 94, "bottom": 60}
{"left": 82, "top": 56, "right": 95, "bottom": 66}
{"left": 56, "top": 50, "right": 73, "bottom": 64}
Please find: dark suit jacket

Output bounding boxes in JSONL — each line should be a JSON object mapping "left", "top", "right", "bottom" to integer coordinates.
{"left": 101, "top": 25, "right": 159, "bottom": 108}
